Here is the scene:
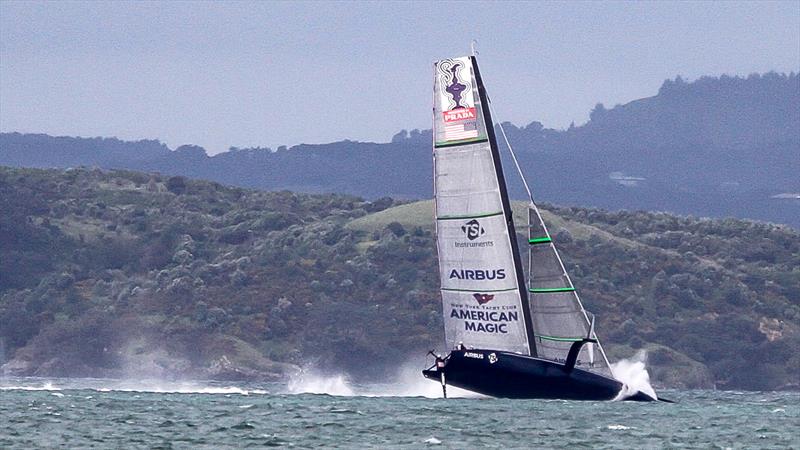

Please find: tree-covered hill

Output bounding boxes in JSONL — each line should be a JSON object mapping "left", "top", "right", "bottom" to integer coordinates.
{"left": 1, "top": 167, "right": 798, "bottom": 390}
{"left": 1, "top": 72, "right": 798, "bottom": 227}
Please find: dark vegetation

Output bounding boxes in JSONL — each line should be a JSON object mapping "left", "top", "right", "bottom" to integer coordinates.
{"left": 1, "top": 73, "right": 798, "bottom": 226}
{"left": 1, "top": 167, "right": 798, "bottom": 390}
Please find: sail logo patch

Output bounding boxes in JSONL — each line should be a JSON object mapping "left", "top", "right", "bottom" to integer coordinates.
{"left": 443, "top": 107, "right": 476, "bottom": 123}
{"left": 439, "top": 60, "right": 470, "bottom": 110}
{"left": 473, "top": 293, "right": 495, "bottom": 305}
{"left": 450, "top": 308, "right": 519, "bottom": 334}
{"left": 443, "top": 117, "right": 479, "bottom": 141}
{"left": 437, "top": 58, "right": 480, "bottom": 141}
{"left": 449, "top": 268, "right": 506, "bottom": 281}
{"left": 461, "top": 219, "right": 485, "bottom": 241}
{"left": 454, "top": 219, "right": 493, "bottom": 248}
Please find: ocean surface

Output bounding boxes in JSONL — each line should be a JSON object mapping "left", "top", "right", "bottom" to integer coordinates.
{"left": 1, "top": 375, "right": 798, "bottom": 449}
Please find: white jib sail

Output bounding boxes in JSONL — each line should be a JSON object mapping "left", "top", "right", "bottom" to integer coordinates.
{"left": 433, "top": 56, "right": 531, "bottom": 355}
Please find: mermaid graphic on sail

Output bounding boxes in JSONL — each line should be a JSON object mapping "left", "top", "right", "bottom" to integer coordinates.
{"left": 445, "top": 63, "right": 467, "bottom": 109}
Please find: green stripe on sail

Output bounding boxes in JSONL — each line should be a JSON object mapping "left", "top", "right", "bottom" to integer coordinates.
{"left": 441, "top": 287, "right": 518, "bottom": 293}
{"left": 434, "top": 137, "right": 489, "bottom": 148}
{"left": 535, "top": 334, "right": 583, "bottom": 342}
{"left": 529, "top": 287, "right": 576, "bottom": 293}
{"left": 437, "top": 211, "right": 503, "bottom": 220}
{"left": 528, "top": 236, "right": 552, "bottom": 244}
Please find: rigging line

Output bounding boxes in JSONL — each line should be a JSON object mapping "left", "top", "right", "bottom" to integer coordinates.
{"left": 531, "top": 206, "right": 613, "bottom": 369}
{"left": 486, "top": 93, "right": 612, "bottom": 370}
{"left": 487, "top": 99, "right": 534, "bottom": 204}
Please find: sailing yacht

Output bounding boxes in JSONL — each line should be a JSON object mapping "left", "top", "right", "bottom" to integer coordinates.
{"left": 422, "top": 55, "right": 659, "bottom": 402}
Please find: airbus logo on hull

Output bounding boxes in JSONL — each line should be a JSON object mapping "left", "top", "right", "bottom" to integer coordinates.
{"left": 449, "top": 268, "right": 506, "bottom": 281}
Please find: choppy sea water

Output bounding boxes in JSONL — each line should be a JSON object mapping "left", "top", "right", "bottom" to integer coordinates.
{"left": 1, "top": 376, "right": 798, "bottom": 449}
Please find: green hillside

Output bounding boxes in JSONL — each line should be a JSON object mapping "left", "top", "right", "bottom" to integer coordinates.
{"left": 348, "top": 199, "right": 637, "bottom": 244}
{"left": 1, "top": 167, "right": 798, "bottom": 390}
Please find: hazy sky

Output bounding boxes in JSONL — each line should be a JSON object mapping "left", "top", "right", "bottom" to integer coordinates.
{"left": 1, "top": 1, "right": 798, "bottom": 154}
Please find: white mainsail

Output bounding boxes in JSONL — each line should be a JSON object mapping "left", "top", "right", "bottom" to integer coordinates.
{"left": 433, "top": 56, "right": 532, "bottom": 355}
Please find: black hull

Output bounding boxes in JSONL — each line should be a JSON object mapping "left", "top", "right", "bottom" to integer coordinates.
{"left": 423, "top": 349, "right": 656, "bottom": 402}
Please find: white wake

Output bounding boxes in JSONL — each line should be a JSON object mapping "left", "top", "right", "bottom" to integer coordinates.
{"left": 285, "top": 363, "right": 481, "bottom": 398}
{"left": 0, "top": 381, "right": 61, "bottom": 391}
{"left": 92, "top": 382, "right": 268, "bottom": 395}
{"left": 0, "top": 379, "right": 267, "bottom": 395}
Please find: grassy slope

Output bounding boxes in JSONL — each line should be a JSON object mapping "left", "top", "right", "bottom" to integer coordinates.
{"left": 348, "top": 199, "right": 636, "bottom": 241}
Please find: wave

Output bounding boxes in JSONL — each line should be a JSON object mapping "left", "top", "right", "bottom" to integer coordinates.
{"left": 0, "top": 381, "right": 62, "bottom": 391}
{"left": 92, "top": 384, "right": 268, "bottom": 395}
{"left": 3, "top": 359, "right": 482, "bottom": 399}
{"left": 0, "top": 379, "right": 267, "bottom": 395}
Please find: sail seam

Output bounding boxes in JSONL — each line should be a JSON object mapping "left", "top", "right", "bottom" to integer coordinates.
{"left": 437, "top": 211, "right": 503, "bottom": 220}
{"left": 529, "top": 287, "right": 576, "bottom": 293}
{"left": 434, "top": 138, "right": 489, "bottom": 148}
{"left": 441, "top": 287, "right": 518, "bottom": 293}
{"left": 535, "top": 334, "right": 583, "bottom": 342}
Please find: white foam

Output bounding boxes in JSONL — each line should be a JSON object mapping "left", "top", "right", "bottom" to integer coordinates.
{"left": 287, "top": 371, "right": 355, "bottom": 396}
{"left": 90, "top": 383, "right": 266, "bottom": 395}
{"left": 1, "top": 379, "right": 270, "bottom": 395}
{"left": 0, "top": 382, "right": 62, "bottom": 391}
{"left": 424, "top": 437, "right": 443, "bottom": 445}
{"left": 285, "top": 362, "right": 482, "bottom": 398}
{"left": 606, "top": 424, "right": 633, "bottom": 430}
{"left": 610, "top": 350, "right": 658, "bottom": 401}
{"left": 357, "top": 363, "right": 482, "bottom": 398}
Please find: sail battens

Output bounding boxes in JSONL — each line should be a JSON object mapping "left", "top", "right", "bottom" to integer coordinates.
{"left": 437, "top": 187, "right": 502, "bottom": 197}
{"left": 433, "top": 55, "right": 534, "bottom": 356}
{"left": 441, "top": 287, "right": 518, "bottom": 293}
{"left": 434, "top": 137, "right": 489, "bottom": 148}
{"left": 527, "top": 205, "right": 612, "bottom": 375}
{"left": 529, "top": 287, "right": 576, "bottom": 293}
{"left": 437, "top": 211, "right": 503, "bottom": 220}
{"left": 535, "top": 334, "right": 583, "bottom": 342}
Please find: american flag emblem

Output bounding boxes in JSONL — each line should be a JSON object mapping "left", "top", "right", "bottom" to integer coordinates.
{"left": 443, "top": 107, "right": 479, "bottom": 141}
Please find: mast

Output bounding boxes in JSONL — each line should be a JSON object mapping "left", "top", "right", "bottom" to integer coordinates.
{"left": 469, "top": 58, "right": 611, "bottom": 373}
{"left": 470, "top": 56, "right": 537, "bottom": 357}
{"left": 432, "top": 55, "right": 534, "bottom": 356}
